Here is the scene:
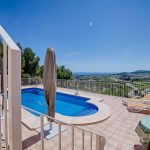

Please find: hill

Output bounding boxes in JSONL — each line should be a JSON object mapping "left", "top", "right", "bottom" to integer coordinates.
{"left": 74, "top": 70, "right": 150, "bottom": 81}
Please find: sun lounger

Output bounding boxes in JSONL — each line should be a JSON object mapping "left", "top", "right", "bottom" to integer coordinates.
{"left": 122, "top": 92, "right": 150, "bottom": 105}
{"left": 143, "top": 93, "right": 150, "bottom": 99}
{"left": 127, "top": 103, "right": 150, "bottom": 114}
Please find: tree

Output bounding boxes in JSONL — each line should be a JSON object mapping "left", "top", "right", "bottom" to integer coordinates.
{"left": 36, "top": 65, "right": 43, "bottom": 77}
{"left": 21, "top": 48, "right": 40, "bottom": 77}
{"left": 11, "top": 42, "right": 73, "bottom": 79}
{"left": 17, "top": 42, "right": 25, "bottom": 74}
{"left": 36, "top": 65, "right": 72, "bottom": 79}
{"left": 57, "top": 65, "right": 72, "bottom": 79}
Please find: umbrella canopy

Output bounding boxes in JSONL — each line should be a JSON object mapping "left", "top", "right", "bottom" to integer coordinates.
{"left": 43, "top": 48, "right": 56, "bottom": 118}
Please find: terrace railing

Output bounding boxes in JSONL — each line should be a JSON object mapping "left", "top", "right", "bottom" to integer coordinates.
{"left": 21, "top": 77, "right": 43, "bottom": 86}
{"left": 57, "top": 79, "right": 150, "bottom": 98}
{"left": 22, "top": 78, "right": 150, "bottom": 98}
{"left": 22, "top": 106, "right": 105, "bottom": 150}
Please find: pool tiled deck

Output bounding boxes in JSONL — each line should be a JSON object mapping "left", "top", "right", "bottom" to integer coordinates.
{"left": 55, "top": 88, "right": 146, "bottom": 150}
{"left": 1, "top": 86, "right": 148, "bottom": 150}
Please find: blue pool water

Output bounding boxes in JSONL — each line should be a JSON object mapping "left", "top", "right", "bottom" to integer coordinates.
{"left": 21, "top": 88, "right": 98, "bottom": 117}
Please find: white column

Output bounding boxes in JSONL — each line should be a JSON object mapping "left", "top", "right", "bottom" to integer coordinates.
{"left": 8, "top": 47, "right": 22, "bottom": 150}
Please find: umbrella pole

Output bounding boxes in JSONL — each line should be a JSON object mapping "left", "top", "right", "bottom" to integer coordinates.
{"left": 49, "top": 120, "right": 53, "bottom": 131}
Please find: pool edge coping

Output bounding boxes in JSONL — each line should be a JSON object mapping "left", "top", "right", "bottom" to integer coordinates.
{"left": 21, "top": 86, "right": 111, "bottom": 125}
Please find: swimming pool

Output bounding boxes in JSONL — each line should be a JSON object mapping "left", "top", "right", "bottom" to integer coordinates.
{"left": 21, "top": 88, "right": 98, "bottom": 117}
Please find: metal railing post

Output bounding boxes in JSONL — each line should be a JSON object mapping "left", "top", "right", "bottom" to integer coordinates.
{"left": 66, "top": 80, "right": 68, "bottom": 89}
{"left": 96, "top": 135, "right": 105, "bottom": 150}
{"left": 89, "top": 81, "right": 90, "bottom": 92}
{"left": 40, "top": 115, "right": 44, "bottom": 150}
{"left": 96, "top": 135, "right": 100, "bottom": 150}
{"left": 82, "top": 130, "right": 84, "bottom": 150}
{"left": 90, "top": 133, "right": 92, "bottom": 150}
{"left": 72, "top": 126, "right": 74, "bottom": 150}
{"left": 58, "top": 122, "right": 61, "bottom": 150}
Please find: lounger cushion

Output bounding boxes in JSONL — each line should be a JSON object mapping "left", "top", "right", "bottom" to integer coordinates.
{"left": 127, "top": 103, "right": 148, "bottom": 107}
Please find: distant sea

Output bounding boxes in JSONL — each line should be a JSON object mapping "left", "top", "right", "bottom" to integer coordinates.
{"left": 73, "top": 72, "right": 118, "bottom": 76}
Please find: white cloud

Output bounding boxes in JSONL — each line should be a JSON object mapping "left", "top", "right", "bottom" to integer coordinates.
{"left": 89, "top": 21, "right": 93, "bottom": 27}
{"left": 65, "top": 52, "right": 82, "bottom": 57}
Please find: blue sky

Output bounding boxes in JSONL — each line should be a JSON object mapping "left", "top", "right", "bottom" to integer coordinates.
{"left": 0, "top": 0, "right": 150, "bottom": 72}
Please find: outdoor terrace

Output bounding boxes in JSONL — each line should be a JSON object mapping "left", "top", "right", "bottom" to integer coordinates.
{"left": 1, "top": 85, "right": 146, "bottom": 150}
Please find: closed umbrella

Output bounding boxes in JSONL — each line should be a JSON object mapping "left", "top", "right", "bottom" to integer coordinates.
{"left": 43, "top": 48, "right": 56, "bottom": 118}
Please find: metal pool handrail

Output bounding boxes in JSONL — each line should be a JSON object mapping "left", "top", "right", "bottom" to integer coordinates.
{"left": 21, "top": 105, "right": 106, "bottom": 150}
